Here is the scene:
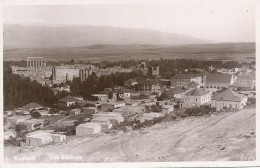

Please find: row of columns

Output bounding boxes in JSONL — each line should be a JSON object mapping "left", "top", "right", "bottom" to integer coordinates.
{"left": 26, "top": 58, "right": 43, "bottom": 72}
{"left": 79, "top": 67, "right": 92, "bottom": 82}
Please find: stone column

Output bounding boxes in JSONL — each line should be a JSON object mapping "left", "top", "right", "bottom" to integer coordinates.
{"left": 30, "top": 60, "right": 32, "bottom": 71}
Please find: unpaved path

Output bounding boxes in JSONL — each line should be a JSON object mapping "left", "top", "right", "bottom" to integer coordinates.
{"left": 5, "top": 108, "right": 255, "bottom": 163}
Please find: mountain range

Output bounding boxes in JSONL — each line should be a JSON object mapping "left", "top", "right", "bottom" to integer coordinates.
{"left": 4, "top": 24, "right": 214, "bottom": 49}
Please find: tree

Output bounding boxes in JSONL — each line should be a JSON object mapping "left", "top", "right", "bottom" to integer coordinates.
{"left": 31, "top": 111, "right": 41, "bottom": 119}
{"left": 222, "top": 61, "right": 240, "bottom": 69}
{"left": 71, "top": 59, "right": 75, "bottom": 64}
{"left": 15, "top": 124, "right": 27, "bottom": 132}
{"left": 33, "top": 123, "right": 43, "bottom": 129}
{"left": 157, "top": 92, "right": 168, "bottom": 101}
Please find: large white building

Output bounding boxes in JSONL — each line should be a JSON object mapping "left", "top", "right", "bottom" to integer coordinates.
{"left": 170, "top": 74, "right": 206, "bottom": 87}
{"left": 211, "top": 88, "right": 248, "bottom": 111}
{"left": 180, "top": 88, "right": 211, "bottom": 108}
{"left": 205, "top": 73, "right": 235, "bottom": 90}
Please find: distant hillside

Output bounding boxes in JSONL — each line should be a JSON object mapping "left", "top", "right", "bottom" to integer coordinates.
{"left": 4, "top": 24, "right": 213, "bottom": 49}
{"left": 3, "top": 43, "right": 255, "bottom": 62}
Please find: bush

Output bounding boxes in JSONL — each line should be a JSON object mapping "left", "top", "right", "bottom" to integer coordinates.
{"left": 4, "top": 137, "right": 20, "bottom": 146}
{"left": 31, "top": 111, "right": 41, "bottom": 119}
{"left": 184, "top": 106, "right": 215, "bottom": 117}
{"left": 15, "top": 124, "right": 27, "bottom": 132}
{"left": 163, "top": 113, "right": 177, "bottom": 122}
{"left": 248, "top": 97, "right": 256, "bottom": 104}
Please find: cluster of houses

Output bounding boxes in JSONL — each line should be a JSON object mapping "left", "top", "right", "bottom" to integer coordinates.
{"left": 4, "top": 64, "right": 255, "bottom": 148}
{"left": 164, "top": 72, "right": 253, "bottom": 110}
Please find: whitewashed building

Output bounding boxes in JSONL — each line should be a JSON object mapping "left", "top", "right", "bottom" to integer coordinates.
{"left": 101, "top": 102, "right": 125, "bottom": 111}
{"left": 25, "top": 130, "right": 66, "bottom": 146}
{"left": 205, "top": 73, "right": 235, "bottom": 89}
{"left": 180, "top": 88, "right": 211, "bottom": 108}
{"left": 211, "top": 88, "right": 248, "bottom": 111}
{"left": 76, "top": 123, "right": 102, "bottom": 136}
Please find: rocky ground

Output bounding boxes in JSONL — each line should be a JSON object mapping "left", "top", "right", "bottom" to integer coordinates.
{"left": 5, "top": 108, "right": 256, "bottom": 163}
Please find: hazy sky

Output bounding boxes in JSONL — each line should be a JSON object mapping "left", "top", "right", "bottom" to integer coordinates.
{"left": 3, "top": 0, "right": 255, "bottom": 42}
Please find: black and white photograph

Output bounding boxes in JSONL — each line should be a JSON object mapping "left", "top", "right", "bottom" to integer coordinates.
{"left": 1, "top": 0, "right": 258, "bottom": 165}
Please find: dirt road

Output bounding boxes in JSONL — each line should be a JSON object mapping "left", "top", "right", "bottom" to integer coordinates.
{"left": 5, "top": 108, "right": 255, "bottom": 162}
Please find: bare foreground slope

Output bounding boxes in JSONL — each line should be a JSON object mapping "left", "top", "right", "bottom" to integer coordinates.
{"left": 5, "top": 108, "right": 255, "bottom": 163}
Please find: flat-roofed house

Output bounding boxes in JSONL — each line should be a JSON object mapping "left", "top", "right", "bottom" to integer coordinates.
{"left": 26, "top": 131, "right": 53, "bottom": 146}
{"left": 56, "top": 120, "right": 78, "bottom": 127}
{"left": 76, "top": 123, "right": 102, "bottom": 136}
{"left": 77, "top": 100, "right": 88, "bottom": 107}
{"left": 111, "top": 88, "right": 131, "bottom": 99}
{"left": 92, "top": 112, "right": 124, "bottom": 123}
{"left": 86, "top": 101, "right": 101, "bottom": 108}
{"left": 25, "top": 130, "right": 66, "bottom": 146}
{"left": 58, "top": 96, "right": 79, "bottom": 108}
{"left": 82, "top": 107, "right": 98, "bottom": 115}
{"left": 113, "top": 105, "right": 144, "bottom": 117}
{"left": 139, "top": 112, "right": 163, "bottom": 123}
{"left": 162, "top": 105, "right": 174, "bottom": 114}
{"left": 91, "top": 94, "right": 108, "bottom": 101}
{"left": 69, "top": 108, "right": 81, "bottom": 116}
{"left": 205, "top": 73, "right": 235, "bottom": 90}
{"left": 180, "top": 88, "right": 211, "bottom": 108}
{"left": 51, "top": 134, "right": 66, "bottom": 142}
{"left": 211, "top": 88, "right": 248, "bottom": 111}
{"left": 91, "top": 118, "right": 113, "bottom": 132}
{"left": 101, "top": 102, "right": 125, "bottom": 111}
{"left": 156, "top": 100, "right": 174, "bottom": 106}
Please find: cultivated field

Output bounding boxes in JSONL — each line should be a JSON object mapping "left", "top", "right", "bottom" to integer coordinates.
{"left": 5, "top": 108, "right": 255, "bottom": 163}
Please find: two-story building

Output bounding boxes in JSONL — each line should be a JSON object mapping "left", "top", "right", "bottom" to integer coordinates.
{"left": 211, "top": 88, "right": 248, "bottom": 111}
{"left": 135, "top": 79, "right": 160, "bottom": 92}
{"left": 171, "top": 74, "right": 205, "bottom": 87}
{"left": 205, "top": 73, "right": 235, "bottom": 90}
{"left": 180, "top": 88, "right": 211, "bottom": 108}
